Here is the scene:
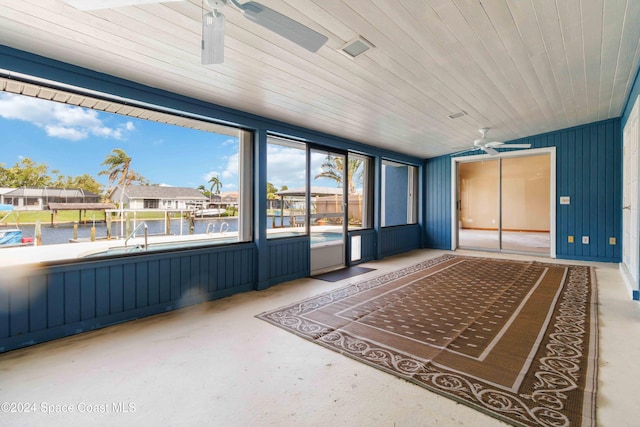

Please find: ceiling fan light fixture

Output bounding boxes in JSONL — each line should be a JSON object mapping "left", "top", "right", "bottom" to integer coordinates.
{"left": 202, "top": 9, "right": 225, "bottom": 65}
{"left": 340, "top": 36, "right": 374, "bottom": 59}
{"left": 235, "top": 1, "right": 328, "bottom": 52}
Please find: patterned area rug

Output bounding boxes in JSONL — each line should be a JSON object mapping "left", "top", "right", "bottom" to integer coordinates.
{"left": 257, "top": 255, "right": 598, "bottom": 427}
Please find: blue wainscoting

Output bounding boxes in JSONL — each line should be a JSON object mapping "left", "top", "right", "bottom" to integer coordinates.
{"left": 266, "top": 237, "right": 310, "bottom": 286}
{"left": 424, "top": 119, "right": 622, "bottom": 263}
{"left": 348, "top": 229, "right": 376, "bottom": 265}
{"left": 424, "top": 155, "right": 452, "bottom": 250}
{"left": 0, "top": 243, "right": 255, "bottom": 353}
{"left": 380, "top": 224, "right": 422, "bottom": 258}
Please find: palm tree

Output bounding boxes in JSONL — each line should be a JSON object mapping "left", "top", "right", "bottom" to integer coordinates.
{"left": 197, "top": 184, "right": 211, "bottom": 198}
{"left": 99, "top": 148, "right": 142, "bottom": 237}
{"left": 208, "top": 175, "right": 223, "bottom": 217}
{"left": 99, "top": 148, "right": 133, "bottom": 200}
{"left": 208, "top": 175, "right": 222, "bottom": 201}
{"left": 315, "top": 156, "right": 363, "bottom": 194}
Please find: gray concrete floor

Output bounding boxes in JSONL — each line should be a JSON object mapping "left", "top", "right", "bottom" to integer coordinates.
{"left": 0, "top": 249, "right": 638, "bottom": 426}
{"left": 458, "top": 229, "right": 550, "bottom": 254}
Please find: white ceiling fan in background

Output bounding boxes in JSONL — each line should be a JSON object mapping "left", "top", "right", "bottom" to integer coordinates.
{"left": 64, "top": 0, "right": 329, "bottom": 65}
{"left": 453, "top": 128, "right": 531, "bottom": 156}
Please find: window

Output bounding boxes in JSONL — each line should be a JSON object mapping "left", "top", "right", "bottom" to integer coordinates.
{"left": 0, "top": 87, "right": 252, "bottom": 264}
{"left": 381, "top": 160, "right": 418, "bottom": 227}
{"left": 347, "top": 153, "right": 373, "bottom": 229}
{"left": 143, "top": 199, "right": 159, "bottom": 209}
{"left": 266, "top": 136, "right": 307, "bottom": 239}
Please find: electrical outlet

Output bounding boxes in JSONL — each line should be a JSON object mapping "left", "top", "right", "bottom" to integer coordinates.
{"left": 568, "top": 236, "right": 574, "bottom": 243}
{"left": 582, "top": 236, "right": 589, "bottom": 244}
{"left": 609, "top": 237, "right": 616, "bottom": 245}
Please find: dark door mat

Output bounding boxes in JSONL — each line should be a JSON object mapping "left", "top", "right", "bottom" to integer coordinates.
{"left": 312, "top": 266, "right": 376, "bottom": 282}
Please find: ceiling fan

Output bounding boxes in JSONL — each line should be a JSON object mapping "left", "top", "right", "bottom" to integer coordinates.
{"left": 63, "top": 0, "right": 328, "bottom": 65}
{"left": 453, "top": 128, "right": 531, "bottom": 156}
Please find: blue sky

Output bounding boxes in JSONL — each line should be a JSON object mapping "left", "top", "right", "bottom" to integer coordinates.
{"left": 0, "top": 92, "right": 340, "bottom": 193}
{"left": 0, "top": 92, "right": 240, "bottom": 191}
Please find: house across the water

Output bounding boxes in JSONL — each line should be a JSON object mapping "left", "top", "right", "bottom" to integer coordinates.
{"left": 110, "top": 185, "right": 208, "bottom": 210}
{"left": 0, "top": 187, "right": 101, "bottom": 211}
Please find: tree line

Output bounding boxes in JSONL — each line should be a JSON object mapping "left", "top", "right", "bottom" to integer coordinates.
{"left": 0, "top": 149, "right": 148, "bottom": 199}
{"left": 0, "top": 158, "right": 104, "bottom": 194}
{"left": 1, "top": 151, "right": 360, "bottom": 203}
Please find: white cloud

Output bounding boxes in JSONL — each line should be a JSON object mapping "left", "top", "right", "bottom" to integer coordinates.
{"left": 45, "top": 125, "right": 88, "bottom": 141}
{"left": 203, "top": 171, "right": 221, "bottom": 183}
{"left": 267, "top": 144, "right": 306, "bottom": 189}
{"left": 222, "top": 138, "right": 238, "bottom": 147}
{"left": 0, "top": 92, "right": 134, "bottom": 141}
{"left": 221, "top": 152, "right": 238, "bottom": 179}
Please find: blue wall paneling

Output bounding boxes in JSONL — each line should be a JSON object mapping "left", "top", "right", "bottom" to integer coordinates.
{"left": 0, "top": 244, "right": 256, "bottom": 353}
{"left": 383, "top": 164, "right": 409, "bottom": 227}
{"left": 424, "top": 119, "right": 622, "bottom": 263}
{"left": 266, "top": 237, "right": 310, "bottom": 286}
{"left": 379, "top": 224, "right": 422, "bottom": 258}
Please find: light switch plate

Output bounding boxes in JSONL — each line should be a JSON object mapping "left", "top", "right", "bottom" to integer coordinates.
{"left": 582, "top": 236, "right": 589, "bottom": 244}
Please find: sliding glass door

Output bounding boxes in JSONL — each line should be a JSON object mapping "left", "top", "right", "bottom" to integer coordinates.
{"left": 501, "top": 155, "right": 551, "bottom": 253}
{"left": 456, "top": 154, "right": 551, "bottom": 255}
{"left": 458, "top": 159, "right": 500, "bottom": 250}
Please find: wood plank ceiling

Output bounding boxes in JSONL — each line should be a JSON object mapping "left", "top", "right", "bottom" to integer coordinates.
{"left": 0, "top": 0, "right": 638, "bottom": 158}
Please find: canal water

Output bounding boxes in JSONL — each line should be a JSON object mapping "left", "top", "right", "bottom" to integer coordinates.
{"left": 8, "top": 216, "right": 302, "bottom": 245}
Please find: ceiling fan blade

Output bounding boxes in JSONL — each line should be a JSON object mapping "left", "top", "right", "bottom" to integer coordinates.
{"left": 483, "top": 146, "right": 498, "bottom": 156}
{"left": 450, "top": 147, "right": 480, "bottom": 156}
{"left": 484, "top": 141, "right": 504, "bottom": 148}
{"left": 505, "top": 144, "right": 531, "bottom": 149}
{"left": 202, "top": 10, "right": 225, "bottom": 64}
{"left": 237, "top": 1, "right": 328, "bottom": 52}
{"left": 63, "top": 0, "right": 179, "bottom": 11}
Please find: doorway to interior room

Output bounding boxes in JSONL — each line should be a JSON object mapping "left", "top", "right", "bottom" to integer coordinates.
{"left": 452, "top": 149, "right": 555, "bottom": 256}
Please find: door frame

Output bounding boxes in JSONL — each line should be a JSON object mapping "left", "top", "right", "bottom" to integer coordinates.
{"left": 308, "top": 144, "right": 348, "bottom": 274}
{"left": 621, "top": 95, "right": 640, "bottom": 299}
{"left": 450, "top": 147, "right": 557, "bottom": 257}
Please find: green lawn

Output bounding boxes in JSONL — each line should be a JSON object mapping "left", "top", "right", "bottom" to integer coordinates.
{"left": 4, "top": 210, "right": 174, "bottom": 225}
{"left": 3, "top": 209, "right": 235, "bottom": 225}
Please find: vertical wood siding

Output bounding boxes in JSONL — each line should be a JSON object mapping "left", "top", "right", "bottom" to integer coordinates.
{"left": 0, "top": 243, "right": 255, "bottom": 353}
{"left": 424, "top": 155, "right": 452, "bottom": 249}
{"left": 266, "top": 237, "right": 310, "bottom": 285}
{"left": 380, "top": 224, "right": 421, "bottom": 257}
{"left": 424, "top": 119, "right": 622, "bottom": 262}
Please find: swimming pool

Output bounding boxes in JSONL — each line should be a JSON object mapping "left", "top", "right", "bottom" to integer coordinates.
{"left": 266, "top": 231, "right": 343, "bottom": 245}
{"left": 82, "top": 237, "right": 239, "bottom": 258}
{"left": 310, "top": 232, "right": 343, "bottom": 245}
{"left": 82, "top": 232, "right": 343, "bottom": 258}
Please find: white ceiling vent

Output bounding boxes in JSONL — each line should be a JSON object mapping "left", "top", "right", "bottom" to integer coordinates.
{"left": 340, "top": 36, "right": 374, "bottom": 59}
{"left": 447, "top": 111, "right": 467, "bottom": 120}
